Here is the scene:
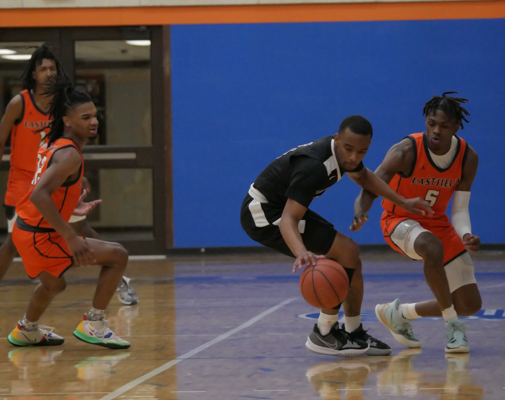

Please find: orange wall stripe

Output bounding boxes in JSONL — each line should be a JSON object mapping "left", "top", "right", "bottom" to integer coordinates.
{"left": 1, "top": 2, "right": 505, "bottom": 28}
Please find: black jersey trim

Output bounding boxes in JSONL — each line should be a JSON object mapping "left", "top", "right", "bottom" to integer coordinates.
{"left": 391, "top": 177, "right": 402, "bottom": 214}
{"left": 444, "top": 249, "right": 468, "bottom": 267}
{"left": 398, "top": 136, "right": 417, "bottom": 178}
{"left": 35, "top": 187, "right": 68, "bottom": 228}
{"left": 29, "top": 89, "right": 49, "bottom": 116}
{"left": 13, "top": 93, "right": 25, "bottom": 126}
{"left": 46, "top": 144, "right": 83, "bottom": 187}
{"left": 58, "top": 259, "right": 75, "bottom": 277}
{"left": 17, "top": 217, "right": 55, "bottom": 233}
{"left": 423, "top": 132, "right": 461, "bottom": 173}
{"left": 461, "top": 142, "right": 469, "bottom": 172}
{"left": 33, "top": 232, "right": 71, "bottom": 260}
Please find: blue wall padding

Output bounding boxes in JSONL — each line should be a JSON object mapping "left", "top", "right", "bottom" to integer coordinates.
{"left": 171, "top": 19, "right": 505, "bottom": 247}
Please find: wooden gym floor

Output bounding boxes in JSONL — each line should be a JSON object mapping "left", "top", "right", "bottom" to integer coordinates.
{"left": 0, "top": 250, "right": 504, "bottom": 399}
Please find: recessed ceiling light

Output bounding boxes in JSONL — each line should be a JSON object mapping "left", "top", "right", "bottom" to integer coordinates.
{"left": 1, "top": 54, "right": 32, "bottom": 60}
{"left": 126, "top": 40, "right": 151, "bottom": 47}
{"left": 0, "top": 49, "right": 16, "bottom": 55}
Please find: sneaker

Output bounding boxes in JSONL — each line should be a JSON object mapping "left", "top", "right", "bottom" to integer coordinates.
{"left": 306, "top": 324, "right": 369, "bottom": 357}
{"left": 375, "top": 299, "right": 421, "bottom": 348}
{"left": 7, "top": 322, "right": 64, "bottom": 347}
{"left": 73, "top": 314, "right": 131, "bottom": 349}
{"left": 445, "top": 320, "right": 469, "bottom": 353}
{"left": 116, "top": 276, "right": 138, "bottom": 305}
{"left": 344, "top": 323, "right": 392, "bottom": 356}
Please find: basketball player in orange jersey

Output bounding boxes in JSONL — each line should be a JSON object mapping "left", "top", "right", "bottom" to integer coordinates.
{"left": 352, "top": 92, "right": 481, "bottom": 353}
{"left": 0, "top": 45, "right": 137, "bottom": 305}
{"left": 241, "top": 115, "right": 433, "bottom": 357}
{"left": 7, "top": 76, "right": 130, "bottom": 349}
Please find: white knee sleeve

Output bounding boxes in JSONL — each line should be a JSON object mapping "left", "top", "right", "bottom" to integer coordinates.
{"left": 444, "top": 252, "right": 477, "bottom": 293}
{"left": 7, "top": 212, "right": 18, "bottom": 233}
{"left": 390, "top": 219, "right": 427, "bottom": 260}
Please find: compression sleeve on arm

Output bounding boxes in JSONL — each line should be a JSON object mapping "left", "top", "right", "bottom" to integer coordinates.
{"left": 451, "top": 191, "right": 472, "bottom": 240}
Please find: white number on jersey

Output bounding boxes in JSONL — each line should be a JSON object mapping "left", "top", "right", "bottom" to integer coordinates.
{"left": 425, "top": 189, "right": 440, "bottom": 206}
{"left": 31, "top": 154, "right": 48, "bottom": 185}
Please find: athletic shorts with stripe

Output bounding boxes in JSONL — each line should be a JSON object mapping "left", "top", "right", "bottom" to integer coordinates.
{"left": 240, "top": 193, "right": 337, "bottom": 257}
{"left": 381, "top": 213, "right": 466, "bottom": 265}
{"left": 12, "top": 220, "right": 75, "bottom": 279}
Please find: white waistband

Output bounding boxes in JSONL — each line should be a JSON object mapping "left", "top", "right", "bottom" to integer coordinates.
{"left": 248, "top": 184, "right": 268, "bottom": 203}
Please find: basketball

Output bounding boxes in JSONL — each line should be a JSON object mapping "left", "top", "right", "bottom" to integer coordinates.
{"left": 299, "top": 259, "right": 349, "bottom": 309}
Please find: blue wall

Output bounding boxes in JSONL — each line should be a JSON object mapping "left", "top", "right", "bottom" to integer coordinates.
{"left": 171, "top": 19, "right": 505, "bottom": 248}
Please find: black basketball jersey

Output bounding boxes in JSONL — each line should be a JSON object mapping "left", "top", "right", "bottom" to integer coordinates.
{"left": 252, "top": 136, "right": 364, "bottom": 208}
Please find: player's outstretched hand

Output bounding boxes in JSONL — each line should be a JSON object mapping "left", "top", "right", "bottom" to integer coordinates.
{"left": 402, "top": 197, "right": 434, "bottom": 216}
{"left": 463, "top": 234, "right": 481, "bottom": 253}
{"left": 350, "top": 213, "right": 368, "bottom": 232}
{"left": 73, "top": 189, "right": 102, "bottom": 217}
{"left": 292, "top": 252, "right": 325, "bottom": 274}
{"left": 66, "top": 235, "right": 96, "bottom": 266}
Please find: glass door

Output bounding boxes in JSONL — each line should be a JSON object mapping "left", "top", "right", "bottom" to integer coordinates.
{"left": 0, "top": 27, "right": 170, "bottom": 255}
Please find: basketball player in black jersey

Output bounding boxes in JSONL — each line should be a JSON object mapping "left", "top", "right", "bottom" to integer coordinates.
{"left": 241, "top": 115, "right": 433, "bottom": 357}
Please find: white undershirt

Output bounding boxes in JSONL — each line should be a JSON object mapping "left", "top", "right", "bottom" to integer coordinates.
{"left": 428, "top": 136, "right": 458, "bottom": 169}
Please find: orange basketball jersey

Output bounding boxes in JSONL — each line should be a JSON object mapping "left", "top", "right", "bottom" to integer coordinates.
{"left": 382, "top": 132, "right": 468, "bottom": 222}
{"left": 10, "top": 89, "right": 51, "bottom": 172}
{"left": 16, "top": 138, "right": 83, "bottom": 230}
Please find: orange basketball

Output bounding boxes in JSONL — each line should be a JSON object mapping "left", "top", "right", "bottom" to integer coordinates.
{"left": 299, "top": 259, "right": 349, "bottom": 309}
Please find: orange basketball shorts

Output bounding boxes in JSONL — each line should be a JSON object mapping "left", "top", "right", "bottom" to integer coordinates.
{"left": 4, "top": 167, "right": 33, "bottom": 207}
{"left": 12, "top": 222, "right": 74, "bottom": 279}
{"left": 381, "top": 213, "right": 466, "bottom": 265}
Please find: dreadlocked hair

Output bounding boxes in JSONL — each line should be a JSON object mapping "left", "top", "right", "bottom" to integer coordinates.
{"left": 20, "top": 44, "right": 65, "bottom": 90}
{"left": 422, "top": 91, "right": 470, "bottom": 129}
{"left": 41, "top": 76, "right": 92, "bottom": 146}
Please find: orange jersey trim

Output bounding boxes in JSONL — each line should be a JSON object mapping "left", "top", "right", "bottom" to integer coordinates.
{"left": 1, "top": 2, "right": 505, "bottom": 28}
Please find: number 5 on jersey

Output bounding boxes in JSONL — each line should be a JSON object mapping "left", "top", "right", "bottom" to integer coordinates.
{"left": 425, "top": 189, "right": 440, "bottom": 206}
{"left": 32, "top": 154, "right": 48, "bottom": 185}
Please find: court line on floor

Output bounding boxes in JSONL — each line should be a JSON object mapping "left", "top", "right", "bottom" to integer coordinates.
{"left": 98, "top": 297, "right": 296, "bottom": 400}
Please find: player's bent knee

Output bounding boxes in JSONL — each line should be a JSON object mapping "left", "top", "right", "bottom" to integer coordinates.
{"left": 455, "top": 297, "right": 482, "bottom": 316}
{"left": 329, "top": 235, "right": 360, "bottom": 268}
{"left": 111, "top": 243, "right": 128, "bottom": 267}
{"left": 416, "top": 234, "right": 444, "bottom": 263}
{"left": 42, "top": 279, "right": 66, "bottom": 295}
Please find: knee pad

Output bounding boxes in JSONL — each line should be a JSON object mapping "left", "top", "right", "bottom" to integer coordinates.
{"left": 444, "top": 252, "right": 477, "bottom": 293}
{"left": 390, "top": 219, "right": 426, "bottom": 260}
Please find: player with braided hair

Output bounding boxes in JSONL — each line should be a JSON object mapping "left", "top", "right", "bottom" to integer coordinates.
{"left": 352, "top": 92, "right": 481, "bottom": 353}
{"left": 7, "top": 76, "right": 131, "bottom": 349}
{"left": 0, "top": 45, "right": 138, "bottom": 305}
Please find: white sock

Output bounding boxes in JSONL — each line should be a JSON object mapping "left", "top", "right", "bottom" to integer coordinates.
{"left": 399, "top": 303, "right": 421, "bottom": 320}
{"left": 344, "top": 315, "right": 361, "bottom": 333}
{"left": 317, "top": 312, "right": 339, "bottom": 336}
{"left": 88, "top": 307, "right": 106, "bottom": 321}
{"left": 22, "top": 315, "right": 38, "bottom": 330}
{"left": 442, "top": 305, "right": 458, "bottom": 322}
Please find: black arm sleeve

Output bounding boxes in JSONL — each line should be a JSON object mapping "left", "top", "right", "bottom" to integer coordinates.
{"left": 285, "top": 156, "right": 329, "bottom": 208}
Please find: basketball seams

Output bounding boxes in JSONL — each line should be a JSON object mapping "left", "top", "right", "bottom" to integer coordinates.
{"left": 310, "top": 267, "right": 324, "bottom": 309}
{"left": 316, "top": 263, "right": 349, "bottom": 285}
{"left": 314, "top": 269, "right": 341, "bottom": 308}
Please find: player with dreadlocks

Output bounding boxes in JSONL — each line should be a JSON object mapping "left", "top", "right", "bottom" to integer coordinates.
{"left": 7, "top": 76, "right": 130, "bottom": 349}
{"left": 0, "top": 45, "right": 138, "bottom": 305}
{"left": 351, "top": 92, "right": 481, "bottom": 353}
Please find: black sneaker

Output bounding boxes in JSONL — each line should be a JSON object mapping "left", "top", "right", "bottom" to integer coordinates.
{"left": 343, "top": 323, "right": 392, "bottom": 356}
{"left": 306, "top": 324, "right": 369, "bottom": 357}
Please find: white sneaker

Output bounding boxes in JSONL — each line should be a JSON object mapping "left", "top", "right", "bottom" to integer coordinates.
{"left": 8, "top": 321, "right": 64, "bottom": 347}
{"left": 116, "top": 276, "right": 139, "bottom": 305}
{"left": 73, "top": 314, "right": 131, "bottom": 349}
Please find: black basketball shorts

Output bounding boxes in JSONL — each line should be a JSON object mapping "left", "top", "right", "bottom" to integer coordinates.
{"left": 240, "top": 193, "right": 337, "bottom": 258}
